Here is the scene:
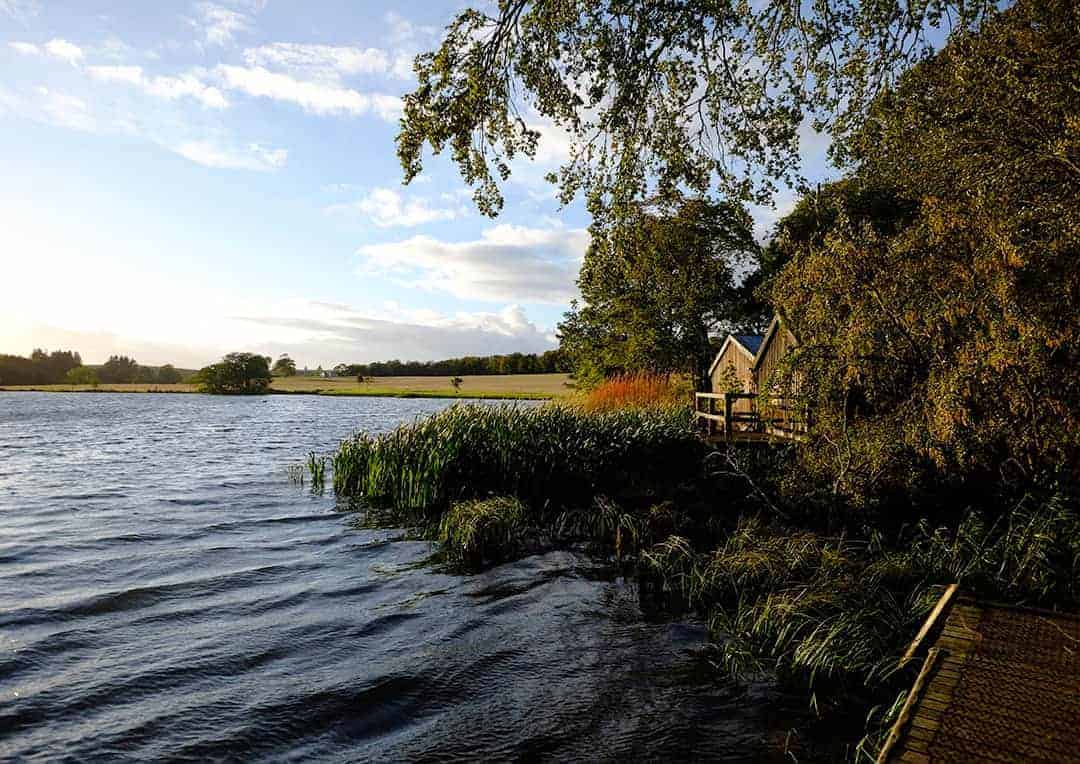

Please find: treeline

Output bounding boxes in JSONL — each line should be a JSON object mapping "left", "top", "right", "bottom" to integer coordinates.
{"left": 0, "top": 350, "right": 184, "bottom": 385}
{"left": 340, "top": 350, "right": 569, "bottom": 378}
{"left": 0, "top": 350, "right": 82, "bottom": 385}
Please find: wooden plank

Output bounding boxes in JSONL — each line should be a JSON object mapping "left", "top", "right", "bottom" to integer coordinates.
{"left": 902, "top": 584, "right": 959, "bottom": 666}
{"left": 898, "top": 752, "right": 930, "bottom": 764}
{"left": 695, "top": 412, "right": 726, "bottom": 423}
{"left": 876, "top": 649, "right": 943, "bottom": 764}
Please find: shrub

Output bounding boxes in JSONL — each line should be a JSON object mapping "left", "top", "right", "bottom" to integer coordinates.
{"left": 580, "top": 372, "right": 691, "bottom": 413}
{"left": 439, "top": 497, "right": 528, "bottom": 568}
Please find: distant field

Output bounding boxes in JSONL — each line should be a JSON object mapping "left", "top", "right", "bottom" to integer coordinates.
{"left": 0, "top": 373, "right": 576, "bottom": 400}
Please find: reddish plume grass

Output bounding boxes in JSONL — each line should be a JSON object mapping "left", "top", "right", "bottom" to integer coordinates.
{"left": 581, "top": 372, "right": 690, "bottom": 412}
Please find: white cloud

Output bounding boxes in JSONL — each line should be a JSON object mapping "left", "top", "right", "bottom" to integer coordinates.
{"left": 44, "top": 38, "right": 83, "bottom": 64}
{"left": 171, "top": 140, "right": 287, "bottom": 171}
{"left": 193, "top": 2, "right": 251, "bottom": 47}
{"left": 243, "top": 43, "right": 393, "bottom": 80}
{"left": 8, "top": 41, "right": 39, "bottom": 55}
{"left": 529, "top": 120, "right": 575, "bottom": 165}
{"left": 383, "top": 11, "right": 436, "bottom": 47}
{"left": 88, "top": 65, "right": 228, "bottom": 109}
{"left": 235, "top": 300, "right": 558, "bottom": 365}
{"left": 357, "top": 224, "right": 588, "bottom": 303}
{"left": 217, "top": 64, "right": 401, "bottom": 120}
{"left": 330, "top": 187, "right": 465, "bottom": 228}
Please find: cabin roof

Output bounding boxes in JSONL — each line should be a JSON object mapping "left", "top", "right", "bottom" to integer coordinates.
{"left": 708, "top": 333, "right": 764, "bottom": 377}
{"left": 734, "top": 334, "right": 763, "bottom": 355}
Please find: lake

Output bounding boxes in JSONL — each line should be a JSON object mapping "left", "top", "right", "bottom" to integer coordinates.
{"left": 0, "top": 392, "right": 801, "bottom": 761}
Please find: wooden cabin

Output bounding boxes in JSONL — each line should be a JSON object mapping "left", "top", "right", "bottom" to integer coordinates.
{"left": 708, "top": 334, "right": 763, "bottom": 394}
{"left": 752, "top": 315, "right": 799, "bottom": 396}
{"left": 697, "top": 315, "right": 803, "bottom": 441}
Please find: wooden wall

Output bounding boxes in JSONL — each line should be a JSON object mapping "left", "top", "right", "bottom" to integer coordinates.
{"left": 710, "top": 343, "right": 756, "bottom": 418}
{"left": 755, "top": 324, "right": 799, "bottom": 393}
{"left": 710, "top": 344, "right": 754, "bottom": 393}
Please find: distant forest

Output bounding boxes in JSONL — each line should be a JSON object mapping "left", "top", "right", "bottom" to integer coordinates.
{"left": 340, "top": 350, "right": 569, "bottom": 377}
{"left": 0, "top": 350, "right": 185, "bottom": 385}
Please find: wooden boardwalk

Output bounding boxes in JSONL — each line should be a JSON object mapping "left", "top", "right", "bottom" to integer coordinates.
{"left": 694, "top": 392, "right": 804, "bottom": 444}
{"left": 879, "top": 585, "right": 1080, "bottom": 763}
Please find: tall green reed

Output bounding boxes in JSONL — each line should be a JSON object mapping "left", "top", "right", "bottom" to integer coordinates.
{"left": 332, "top": 403, "right": 701, "bottom": 522}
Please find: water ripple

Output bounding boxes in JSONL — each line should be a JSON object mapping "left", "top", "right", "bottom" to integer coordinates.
{"left": 0, "top": 392, "right": 804, "bottom": 760}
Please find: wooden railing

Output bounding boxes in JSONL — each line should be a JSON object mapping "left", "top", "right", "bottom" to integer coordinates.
{"left": 694, "top": 392, "right": 807, "bottom": 442}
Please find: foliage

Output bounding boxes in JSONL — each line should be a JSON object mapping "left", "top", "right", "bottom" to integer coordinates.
{"left": 767, "top": 0, "right": 1080, "bottom": 505}
{"left": 306, "top": 451, "right": 327, "bottom": 493}
{"left": 559, "top": 198, "right": 757, "bottom": 389}
{"left": 332, "top": 402, "right": 700, "bottom": 520}
{"left": 156, "top": 364, "right": 182, "bottom": 384}
{"left": 196, "top": 352, "right": 272, "bottom": 395}
{"left": 272, "top": 354, "right": 297, "bottom": 377}
{"left": 397, "top": 0, "right": 994, "bottom": 217}
{"left": 64, "top": 366, "right": 99, "bottom": 386}
{"left": 579, "top": 372, "right": 690, "bottom": 413}
{"left": 0, "top": 349, "right": 82, "bottom": 385}
{"left": 98, "top": 355, "right": 140, "bottom": 384}
{"left": 341, "top": 349, "right": 569, "bottom": 378}
{"left": 439, "top": 496, "right": 528, "bottom": 569}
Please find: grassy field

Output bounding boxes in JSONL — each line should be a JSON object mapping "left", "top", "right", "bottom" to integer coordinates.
{"left": 0, "top": 373, "right": 575, "bottom": 400}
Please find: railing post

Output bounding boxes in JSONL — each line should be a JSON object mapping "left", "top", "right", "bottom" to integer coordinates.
{"left": 723, "top": 392, "right": 733, "bottom": 442}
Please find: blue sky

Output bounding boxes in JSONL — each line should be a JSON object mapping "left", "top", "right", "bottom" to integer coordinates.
{"left": 0, "top": 0, "right": 829, "bottom": 368}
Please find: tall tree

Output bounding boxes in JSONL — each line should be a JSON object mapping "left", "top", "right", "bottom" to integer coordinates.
{"left": 99, "top": 355, "right": 140, "bottom": 384}
{"left": 397, "top": 0, "right": 996, "bottom": 218}
{"left": 769, "top": 0, "right": 1080, "bottom": 502}
{"left": 558, "top": 197, "right": 757, "bottom": 389}
{"left": 197, "top": 353, "right": 272, "bottom": 395}
{"left": 272, "top": 355, "right": 297, "bottom": 377}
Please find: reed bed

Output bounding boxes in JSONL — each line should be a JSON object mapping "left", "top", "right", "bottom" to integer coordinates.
{"left": 332, "top": 402, "right": 701, "bottom": 522}
{"left": 578, "top": 372, "right": 691, "bottom": 412}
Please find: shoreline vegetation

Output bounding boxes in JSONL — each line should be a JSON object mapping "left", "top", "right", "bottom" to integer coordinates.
{"left": 320, "top": 375, "right": 1079, "bottom": 760}
{"left": 0, "top": 373, "right": 573, "bottom": 400}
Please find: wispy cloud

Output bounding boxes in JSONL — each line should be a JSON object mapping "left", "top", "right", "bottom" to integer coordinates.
{"left": 36, "top": 87, "right": 95, "bottom": 131}
{"left": 217, "top": 64, "right": 401, "bottom": 120}
{"left": 0, "top": 0, "right": 39, "bottom": 21}
{"left": 357, "top": 224, "right": 587, "bottom": 303}
{"left": 329, "top": 187, "right": 466, "bottom": 228}
{"left": 243, "top": 43, "right": 396, "bottom": 80}
{"left": 9, "top": 38, "right": 84, "bottom": 64}
{"left": 236, "top": 300, "right": 558, "bottom": 364}
{"left": 192, "top": 2, "right": 252, "bottom": 47}
{"left": 88, "top": 65, "right": 228, "bottom": 109}
{"left": 171, "top": 140, "right": 287, "bottom": 171}
{"left": 44, "top": 38, "right": 83, "bottom": 65}
{"left": 8, "top": 41, "right": 39, "bottom": 55}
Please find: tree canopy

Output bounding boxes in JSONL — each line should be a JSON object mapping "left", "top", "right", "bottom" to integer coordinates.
{"left": 558, "top": 197, "right": 757, "bottom": 389}
{"left": 0, "top": 350, "right": 82, "bottom": 385}
{"left": 272, "top": 355, "right": 297, "bottom": 377}
{"left": 398, "top": 0, "right": 996, "bottom": 217}
{"left": 99, "top": 355, "right": 140, "bottom": 384}
{"left": 196, "top": 353, "right": 273, "bottom": 395}
{"left": 767, "top": 0, "right": 1079, "bottom": 503}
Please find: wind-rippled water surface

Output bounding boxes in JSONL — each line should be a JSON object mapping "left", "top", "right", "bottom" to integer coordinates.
{"left": 0, "top": 393, "right": 801, "bottom": 761}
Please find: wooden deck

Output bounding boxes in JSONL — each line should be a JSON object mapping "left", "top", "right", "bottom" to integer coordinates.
{"left": 879, "top": 585, "right": 1080, "bottom": 763}
{"left": 694, "top": 392, "right": 805, "bottom": 443}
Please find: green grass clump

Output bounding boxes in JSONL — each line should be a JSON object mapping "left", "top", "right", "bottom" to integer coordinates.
{"left": 332, "top": 402, "right": 700, "bottom": 521}
{"left": 439, "top": 496, "right": 528, "bottom": 569}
